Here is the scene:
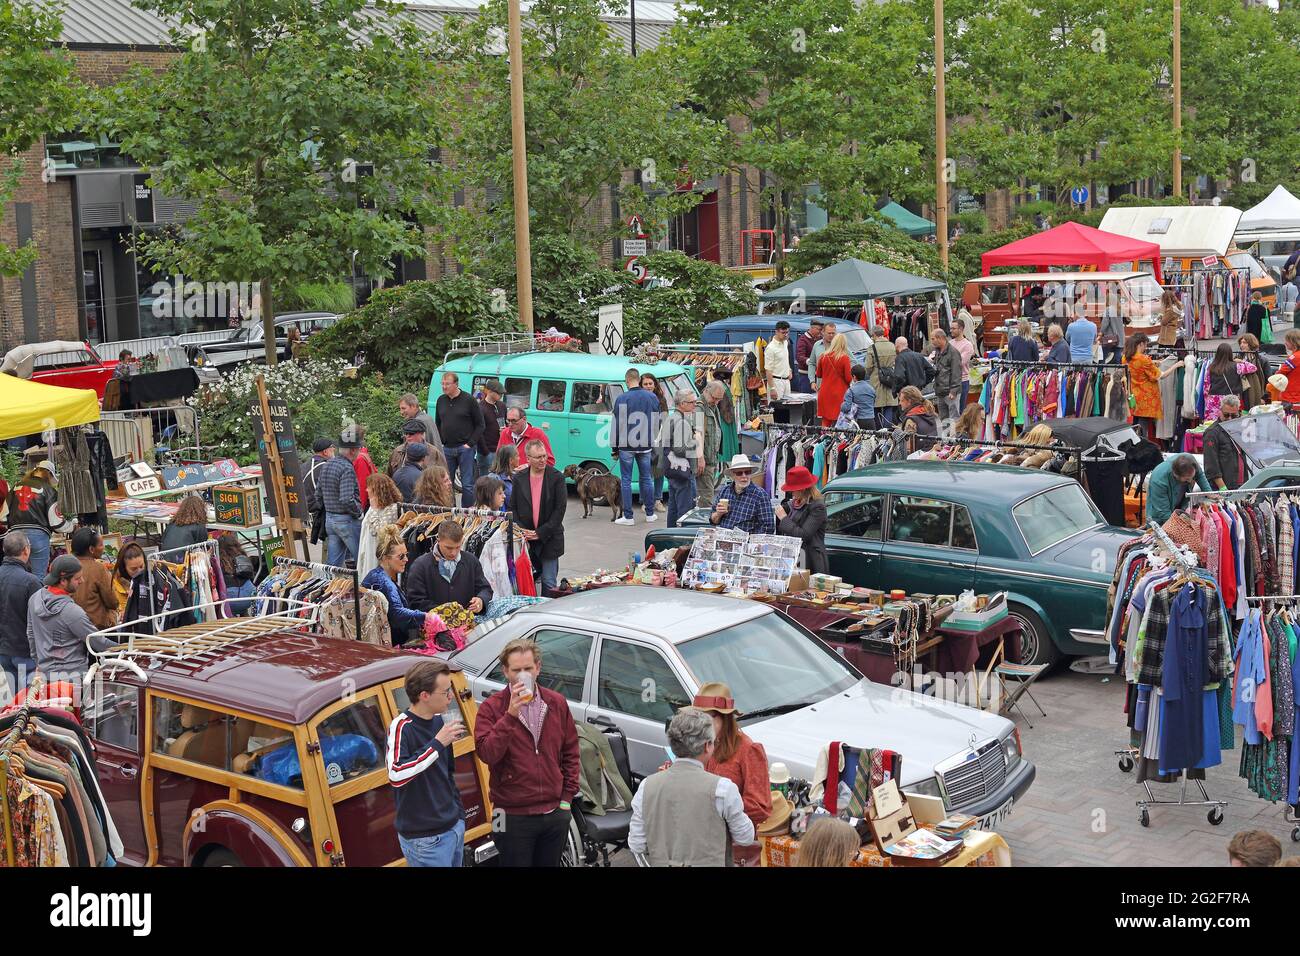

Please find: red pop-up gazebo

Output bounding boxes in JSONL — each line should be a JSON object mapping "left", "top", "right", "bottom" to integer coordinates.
{"left": 981, "top": 221, "right": 1164, "bottom": 284}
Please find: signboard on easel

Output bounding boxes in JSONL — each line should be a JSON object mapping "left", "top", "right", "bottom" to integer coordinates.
{"left": 250, "top": 376, "right": 307, "bottom": 559}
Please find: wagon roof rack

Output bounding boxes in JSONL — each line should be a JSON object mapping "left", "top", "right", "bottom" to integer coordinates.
{"left": 87, "top": 600, "right": 319, "bottom": 684}
{"left": 444, "top": 332, "right": 542, "bottom": 365}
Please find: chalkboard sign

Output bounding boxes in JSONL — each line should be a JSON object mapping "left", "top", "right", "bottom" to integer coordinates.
{"left": 213, "top": 484, "right": 262, "bottom": 528}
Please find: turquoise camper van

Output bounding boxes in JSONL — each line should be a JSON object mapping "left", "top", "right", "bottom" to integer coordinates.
{"left": 433, "top": 350, "right": 699, "bottom": 476}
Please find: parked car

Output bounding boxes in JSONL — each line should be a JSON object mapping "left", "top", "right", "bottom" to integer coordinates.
{"left": 646, "top": 461, "right": 1139, "bottom": 667}
{"left": 435, "top": 351, "right": 698, "bottom": 477}
{"left": 201, "top": 312, "right": 341, "bottom": 370}
{"left": 446, "top": 588, "right": 1035, "bottom": 828}
{"left": 83, "top": 626, "right": 497, "bottom": 866}
{"left": 0, "top": 340, "right": 117, "bottom": 398}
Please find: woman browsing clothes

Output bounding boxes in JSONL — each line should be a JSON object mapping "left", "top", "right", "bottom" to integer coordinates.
{"left": 774, "top": 466, "right": 827, "bottom": 574}
{"left": 816, "top": 334, "right": 853, "bottom": 428}
{"left": 360, "top": 525, "right": 425, "bottom": 647}
{"left": 1124, "top": 336, "right": 1176, "bottom": 442}
{"left": 1203, "top": 342, "right": 1257, "bottom": 423}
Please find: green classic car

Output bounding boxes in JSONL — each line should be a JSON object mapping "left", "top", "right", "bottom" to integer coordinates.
{"left": 645, "top": 461, "right": 1140, "bottom": 667}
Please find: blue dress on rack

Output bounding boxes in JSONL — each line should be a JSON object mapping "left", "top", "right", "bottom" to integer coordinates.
{"left": 1158, "top": 583, "right": 1221, "bottom": 774}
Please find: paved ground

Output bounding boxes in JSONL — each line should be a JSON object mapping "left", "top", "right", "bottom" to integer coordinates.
{"left": 558, "top": 495, "right": 1300, "bottom": 867}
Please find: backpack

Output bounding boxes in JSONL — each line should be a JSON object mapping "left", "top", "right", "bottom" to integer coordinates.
{"left": 871, "top": 342, "right": 901, "bottom": 393}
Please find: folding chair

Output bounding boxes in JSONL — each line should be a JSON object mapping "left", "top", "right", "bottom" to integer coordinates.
{"left": 990, "top": 637, "right": 1049, "bottom": 728}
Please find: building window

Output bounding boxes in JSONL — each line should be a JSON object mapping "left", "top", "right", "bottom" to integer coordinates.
{"left": 45, "top": 131, "right": 133, "bottom": 172}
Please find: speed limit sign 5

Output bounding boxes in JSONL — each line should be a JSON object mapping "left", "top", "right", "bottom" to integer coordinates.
{"left": 624, "top": 257, "right": 647, "bottom": 284}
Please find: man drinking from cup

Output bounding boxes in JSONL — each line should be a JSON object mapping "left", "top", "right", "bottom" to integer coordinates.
{"left": 473, "top": 638, "right": 581, "bottom": 867}
{"left": 710, "top": 454, "right": 776, "bottom": 535}
{"left": 386, "top": 660, "right": 468, "bottom": 867}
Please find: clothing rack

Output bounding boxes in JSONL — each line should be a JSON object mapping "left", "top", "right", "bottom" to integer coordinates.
{"left": 273, "top": 556, "right": 362, "bottom": 641}
{"left": 143, "top": 537, "right": 221, "bottom": 626}
{"left": 985, "top": 358, "right": 1125, "bottom": 372}
{"left": 395, "top": 502, "right": 519, "bottom": 590}
{"left": 1185, "top": 484, "right": 1300, "bottom": 499}
{"left": 1243, "top": 594, "right": 1300, "bottom": 603}
{"left": 1124, "top": 521, "right": 1229, "bottom": 827}
{"left": 1, "top": 675, "right": 44, "bottom": 866}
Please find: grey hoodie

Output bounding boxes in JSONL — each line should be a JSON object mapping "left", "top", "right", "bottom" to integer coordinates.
{"left": 27, "top": 589, "right": 113, "bottom": 677}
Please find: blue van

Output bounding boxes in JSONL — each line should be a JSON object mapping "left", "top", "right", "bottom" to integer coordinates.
{"left": 700, "top": 315, "right": 872, "bottom": 368}
{"left": 433, "top": 352, "right": 698, "bottom": 475}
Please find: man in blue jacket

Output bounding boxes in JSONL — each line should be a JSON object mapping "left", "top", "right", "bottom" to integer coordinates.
{"left": 611, "top": 368, "right": 661, "bottom": 525}
{"left": 1145, "top": 454, "right": 1210, "bottom": 525}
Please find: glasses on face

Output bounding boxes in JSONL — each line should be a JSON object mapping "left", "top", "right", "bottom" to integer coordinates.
{"left": 396, "top": 552, "right": 409, "bottom": 562}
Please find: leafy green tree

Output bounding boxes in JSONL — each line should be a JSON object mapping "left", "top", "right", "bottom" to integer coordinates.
{"left": 945, "top": 0, "right": 1176, "bottom": 210}
{"left": 666, "top": 0, "right": 932, "bottom": 277}
{"left": 784, "top": 220, "right": 943, "bottom": 283}
{"left": 432, "top": 0, "right": 725, "bottom": 268}
{"left": 308, "top": 276, "right": 506, "bottom": 389}
{"left": 0, "top": 1, "right": 78, "bottom": 276}
{"left": 93, "top": 0, "right": 447, "bottom": 363}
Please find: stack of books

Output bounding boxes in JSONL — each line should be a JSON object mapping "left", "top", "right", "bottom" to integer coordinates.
{"left": 932, "top": 814, "right": 978, "bottom": 840}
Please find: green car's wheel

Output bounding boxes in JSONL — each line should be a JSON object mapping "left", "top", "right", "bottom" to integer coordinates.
{"left": 1008, "top": 604, "right": 1060, "bottom": 670}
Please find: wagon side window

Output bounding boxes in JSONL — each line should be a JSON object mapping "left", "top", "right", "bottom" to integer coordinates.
{"left": 537, "top": 379, "right": 566, "bottom": 412}
{"left": 152, "top": 697, "right": 234, "bottom": 771}
{"left": 572, "top": 381, "right": 617, "bottom": 415}
{"left": 87, "top": 681, "right": 139, "bottom": 752}
{"left": 314, "top": 696, "right": 386, "bottom": 786}
{"left": 502, "top": 377, "right": 532, "bottom": 410}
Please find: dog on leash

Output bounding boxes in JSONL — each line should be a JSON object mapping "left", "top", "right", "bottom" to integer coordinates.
{"left": 563, "top": 464, "right": 623, "bottom": 520}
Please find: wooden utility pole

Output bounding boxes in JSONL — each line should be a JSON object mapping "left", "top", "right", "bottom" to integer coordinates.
{"left": 934, "top": 0, "right": 949, "bottom": 269}
{"left": 1172, "top": 0, "right": 1182, "bottom": 199}
{"left": 507, "top": 0, "right": 535, "bottom": 333}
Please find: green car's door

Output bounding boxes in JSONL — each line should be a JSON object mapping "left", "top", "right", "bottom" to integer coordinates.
{"left": 567, "top": 380, "right": 624, "bottom": 472}
{"left": 821, "top": 489, "right": 886, "bottom": 587}
{"left": 879, "top": 494, "right": 978, "bottom": 596}
{"left": 533, "top": 377, "right": 570, "bottom": 469}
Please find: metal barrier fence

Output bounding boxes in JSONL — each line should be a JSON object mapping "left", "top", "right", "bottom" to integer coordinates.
{"left": 98, "top": 329, "right": 232, "bottom": 360}
{"left": 100, "top": 404, "right": 201, "bottom": 464}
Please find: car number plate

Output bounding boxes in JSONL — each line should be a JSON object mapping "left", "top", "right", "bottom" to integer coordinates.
{"left": 976, "top": 797, "right": 1014, "bottom": 832}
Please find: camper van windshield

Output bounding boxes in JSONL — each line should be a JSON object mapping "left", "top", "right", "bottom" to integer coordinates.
{"left": 1125, "top": 276, "right": 1165, "bottom": 302}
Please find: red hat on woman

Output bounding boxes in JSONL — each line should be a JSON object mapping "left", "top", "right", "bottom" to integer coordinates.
{"left": 780, "top": 466, "right": 818, "bottom": 493}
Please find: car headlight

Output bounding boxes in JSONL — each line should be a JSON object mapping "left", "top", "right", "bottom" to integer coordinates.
{"left": 903, "top": 776, "right": 943, "bottom": 801}
{"left": 1002, "top": 730, "right": 1022, "bottom": 770}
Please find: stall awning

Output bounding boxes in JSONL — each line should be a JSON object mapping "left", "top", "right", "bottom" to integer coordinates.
{"left": 761, "top": 258, "right": 947, "bottom": 302}
{"left": 0, "top": 374, "right": 100, "bottom": 441}
{"left": 980, "top": 221, "right": 1164, "bottom": 283}
{"left": 878, "top": 202, "right": 936, "bottom": 238}
{"left": 1097, "top": 205, "right": 1242, "bottom": 259}
{"left": 1236, "top": 185, "right": 1300, "bottom": 235}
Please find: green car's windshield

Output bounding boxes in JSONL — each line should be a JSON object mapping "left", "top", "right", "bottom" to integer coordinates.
{"left": 1012, "top": 484, "right": 1104, "bottom": 554}
{"left": 678, "top": 612, "right": 858, "bottom": 716}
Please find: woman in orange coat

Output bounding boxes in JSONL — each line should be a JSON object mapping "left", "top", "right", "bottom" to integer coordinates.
{"left": 1124, "top": 336, "right": 1175, "bottom": 442}
{"left": 694, "top": 682, "right": 773, "bottom": 867}
{"left": 816, "top": 333, "right": 853, "bottom": 427}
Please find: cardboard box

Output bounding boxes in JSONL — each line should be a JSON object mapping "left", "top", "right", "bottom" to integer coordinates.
{"left": 786, "top": 569, "right": 811, "bottom": 593}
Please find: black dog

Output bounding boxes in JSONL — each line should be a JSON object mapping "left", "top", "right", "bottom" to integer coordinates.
{"left": 563, "top": 464, "right": 623, "bottom": 520}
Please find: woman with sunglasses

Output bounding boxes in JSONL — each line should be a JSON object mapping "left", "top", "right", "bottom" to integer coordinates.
{"left": 361, "top": 525, "right": 426, "bottom": 647}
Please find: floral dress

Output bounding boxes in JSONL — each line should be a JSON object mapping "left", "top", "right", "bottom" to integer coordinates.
{"left": 1203, "top": 361, "right": 1257, "bottom": 422}
{"left": 1126, "top": 353, "right": 1162, "bottom": 420}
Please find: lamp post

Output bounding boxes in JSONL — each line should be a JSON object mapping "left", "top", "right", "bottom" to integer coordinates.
{"left": 1172, "top": 0, "right": 1182, "bottom": 199}
{"left": 631, "top": 0, "right": 637, "bottom": 57}
{"left": 507, "top": 0, "right": 535, "bottom": 332}
{"left": 934, "top": 0, "right": 949, "bottom": 269}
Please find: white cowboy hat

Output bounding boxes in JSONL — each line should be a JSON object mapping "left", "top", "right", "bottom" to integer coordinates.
{"left": 726, "top": 454, "right": 757, "bottom": 473}
{"left": 769, "top": 762, "right": 791, "bottom": 785}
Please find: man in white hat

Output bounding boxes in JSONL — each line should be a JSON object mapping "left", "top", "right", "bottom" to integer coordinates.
{"left": 710, "top": 455, "right": 775, "bottom": 535}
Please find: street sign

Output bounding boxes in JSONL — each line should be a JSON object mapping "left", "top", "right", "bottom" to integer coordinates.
{"left": 249, "top": 391, "right": 309, "bottom": 524}
{"left": 622, "top": 239, "right": 647, "bottom": 257}
{"left": 627, "top": 214, "right": 645, "bottom": 235}
{"left": 597, "top": 303, "right": 625, "bottom": 356}
{"left": 624, "top": 257, "right": 647, "bottom": 285}
{"left": 1070, "top": 186, "right": 1089, "bottom": 205}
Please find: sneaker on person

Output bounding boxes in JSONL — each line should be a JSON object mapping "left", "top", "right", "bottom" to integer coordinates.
{"left": 656, "top": 500, "right": 667, "bottom": 513}
{"left": 614, "top": 516, "right": 635, "bottom": 525}
{"left": 644, "top": 513, "right": 658, "bottom": 523}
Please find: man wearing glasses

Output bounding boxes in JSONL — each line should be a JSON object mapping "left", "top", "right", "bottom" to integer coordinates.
{"left": 709, "top": 454, "right": 776, "bottom": 535}
{"left": 387, "top": 660, "right": 467, "bottom": 867}
{"left": 495, "top": 407, "right": 554, "bottom": 468}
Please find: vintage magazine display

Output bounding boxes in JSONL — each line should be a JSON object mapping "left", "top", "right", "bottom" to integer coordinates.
{"left": 680, "top": 528, "right": 803, "bottom": 594}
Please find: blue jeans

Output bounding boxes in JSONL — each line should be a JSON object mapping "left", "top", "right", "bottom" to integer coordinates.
{"left": 398, "top": 818, "right": 465, "bottom": 867}
{"left": 476, "top": 451, "right": 493, "bottom": 480}
{"left": 22, "top": 528, "right": 50, "bottom": 581}
{"left": 445, "top": 445, "right": 477, "bottom": 507}
{"left": 619, "top": 450, "right": 655, "bottom": 519}
{"left": 666, "top": 474, "right": 697, "bottom": 528}
{"left": 0, "top": 655, "right": 34, "bottom": 704}
{"left": 226, "top": 580, "right": 256, "bottom": 615}
{"left": 538, "top": 557, "right": 559, "bottom": 595}
{"left": 325, "top": 513, "right": 361, "bottom": 568}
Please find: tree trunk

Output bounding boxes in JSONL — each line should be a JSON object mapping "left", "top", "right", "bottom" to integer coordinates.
{"left": 262, "top": 278, "right": 277, "bottom": 366}
{"left": 774, "top": 190, "right": 787, "bottom": 283}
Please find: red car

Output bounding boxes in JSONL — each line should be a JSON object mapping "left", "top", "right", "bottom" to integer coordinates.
{"left": 84, "top": 624, "right": 497, "bottom": 866}
{"left": 0, "top": 341, "right": 117, "bottom": 398}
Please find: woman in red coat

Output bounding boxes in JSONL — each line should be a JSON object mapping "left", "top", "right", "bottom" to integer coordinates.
{"left": 694, "top": 681, "right": 773, "bottom": 867}
{"left": 816, "top": 333, "right": 853, "bottom": 426}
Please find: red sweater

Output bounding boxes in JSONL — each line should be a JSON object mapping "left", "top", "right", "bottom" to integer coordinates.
{"left": 474, "top": 685, "right": 580, "bottom": 815}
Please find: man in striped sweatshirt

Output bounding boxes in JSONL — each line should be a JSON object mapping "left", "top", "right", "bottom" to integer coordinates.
{"left": 387, "top": 660, "right": 467, "bottom": 866}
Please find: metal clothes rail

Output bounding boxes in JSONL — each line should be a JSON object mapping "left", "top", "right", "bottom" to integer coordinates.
{"left": 1185, "top": 484, "right": 1300, "bottom": 499}
{"left": 395, "top": 503, "right": 519, "bottom": 590}
{"left": 1, "top": 675, "right": 45, "bottom": 866}
{"left": 273, "top": 556, "right": 362, "bottom": 640}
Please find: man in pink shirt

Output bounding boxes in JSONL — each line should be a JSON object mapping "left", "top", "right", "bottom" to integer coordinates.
{"left": 496, "top": 408, "right": 555, "bottom": 468}
{"left": 948, "top": 318, "right": 977, "bottom": 408}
